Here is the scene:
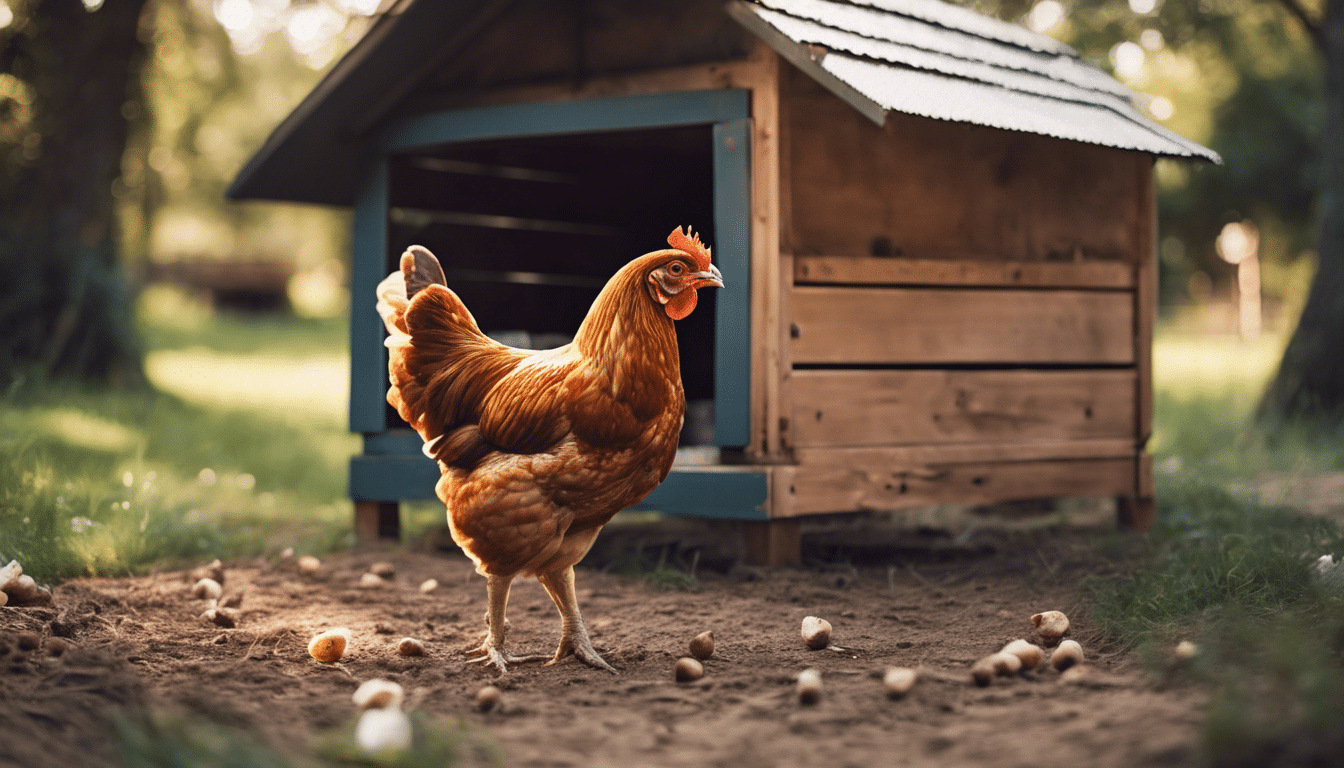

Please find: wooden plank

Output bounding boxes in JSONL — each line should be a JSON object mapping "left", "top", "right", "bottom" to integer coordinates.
{"left": 789, "top": 457, "right": 1137, "bottom": 516}
{"left": 791, "top": 286, "right": 1135, "bottom": 365}
{"left": 349, "top": 162, "right": 390, "bottom": 434}
{"left": 748, "top": 45, "right": 785, "bottom": 461}
{"left": 713, "top": 118, "right": 754, "bottom": 448}
{"left": 791, "top": 369, "right": 1137, "bottom": 448}
{"left": 794, "top": 256, "right": 1135, "bottom": 290}
{"left": 781, "top": 69, "right": 1143, "bottom": 263}
{"left": 380, "top": 89, "right": 751, "bottom": 153}
{"left": 793, "top": 439, "right": 1136, "bottom": 468}
{"left": 1135, "top": 155, "right": 1157, "bottom": 450}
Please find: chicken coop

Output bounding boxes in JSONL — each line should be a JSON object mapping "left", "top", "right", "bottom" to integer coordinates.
{"left": 229, "top": 0, "right": 1216, "bottom": 564}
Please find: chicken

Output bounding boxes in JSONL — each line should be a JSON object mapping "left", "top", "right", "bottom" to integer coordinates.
{"left": 375, "top": 227, "right": 723, "bottom": 673}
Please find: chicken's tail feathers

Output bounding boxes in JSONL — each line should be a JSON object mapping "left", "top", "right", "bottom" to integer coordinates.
{"left": 401, "top": 245, "right": 447, "bottom": 300}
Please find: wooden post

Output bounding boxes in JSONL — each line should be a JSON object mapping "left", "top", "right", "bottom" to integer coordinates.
{"left": 741, "top": 519, "right": 801, "bottom": 567}
{"left": 355, "top": 501, "right": 401, "bottom": 545}
{"left": 1121, "top": 154, "right": 1159, "bottom": 532}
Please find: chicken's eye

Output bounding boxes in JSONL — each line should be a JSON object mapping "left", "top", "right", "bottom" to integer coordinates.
{"left": 668, "top": 262, "right": 685, "bottom": 276}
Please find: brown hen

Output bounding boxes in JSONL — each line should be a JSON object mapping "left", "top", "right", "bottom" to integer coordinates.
{"left": 375, "top": 227, "right": 723, "bottom": 673}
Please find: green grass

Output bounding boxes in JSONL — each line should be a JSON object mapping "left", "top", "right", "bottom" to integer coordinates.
{"left": 0, "top": 286, "right": 359, "bottom": 581}
{"left": 1084, "top": 323, "right": 1344, "bottom": 765}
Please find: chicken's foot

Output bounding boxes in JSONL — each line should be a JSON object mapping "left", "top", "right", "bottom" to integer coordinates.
{"left": 464, "top": 573, "right": 545, "bottom": 673}
{"left": 537, "top": 566, "right": 617, "bottom": 673}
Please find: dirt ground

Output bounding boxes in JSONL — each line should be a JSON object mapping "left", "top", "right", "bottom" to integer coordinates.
{"left": 0, "top": 519, "right": 1206, "bottom": 768}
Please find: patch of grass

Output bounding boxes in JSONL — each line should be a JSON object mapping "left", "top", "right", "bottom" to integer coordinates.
{"left": 1083, "top": 323, "right": 1344, "bottom": 765}
{"left": 1, "top": 296, "right": 360, "bottom": 582}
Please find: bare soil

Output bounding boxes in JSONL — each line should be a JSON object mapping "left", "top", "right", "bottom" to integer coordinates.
{"left": 0, "top": 521, "right": 1205, "bottom": 768}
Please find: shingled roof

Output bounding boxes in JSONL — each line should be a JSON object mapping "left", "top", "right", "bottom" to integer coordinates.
{"left": 228, "top": 0, "right": 1216, "bottom": 206}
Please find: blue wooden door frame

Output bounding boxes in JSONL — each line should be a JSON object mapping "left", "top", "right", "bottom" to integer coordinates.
{"left": 348, "top": 89, "right": 767, "bottom": 519}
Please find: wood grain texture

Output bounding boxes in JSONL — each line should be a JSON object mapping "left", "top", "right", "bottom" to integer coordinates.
{"left": 794, "top": 256, "right": 1135, "bottom": 290}
{"left": 790, "top": 286, "right": 1135, "bottom": 364}
{"left": 791, "top": 369, "right": 1137, "bottom": 448}
{"left": 782, "top": 68, "right": 1143, "bottom": 263}
{"left": 789, "top": 455, "right": 1136, "bottom": 515}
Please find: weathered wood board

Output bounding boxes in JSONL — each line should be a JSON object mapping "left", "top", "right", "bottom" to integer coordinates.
{"left": 787, "top": 453, "right": 1137, "bottom": 516}
{"left": 790, "top": 369, "right": 1137, "bottom": 448}
{"left": 794, "top": 256, "right": 1135, "bottom": 290}
{"left": 791, "top": 286, "right": 1134, "bottom": 365}
{"left": 782, "top": 66, "right": 1143, "bottom": 262}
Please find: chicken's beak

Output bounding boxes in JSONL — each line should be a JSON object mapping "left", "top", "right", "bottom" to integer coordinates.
{"left": 691, "top": 264, "right": 725, "bottom": 289}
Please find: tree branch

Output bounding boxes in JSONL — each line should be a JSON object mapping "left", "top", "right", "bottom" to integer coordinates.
{"left": 1275, "top": 0, "right": 1327, "bottom": 52}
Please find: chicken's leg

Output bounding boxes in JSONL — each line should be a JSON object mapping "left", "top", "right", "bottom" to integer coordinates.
{"left": 536, "top": 566, "right": 616, "bottom": 673}
{"left": 465, "top": 573, "right": 546, "bottom": 673}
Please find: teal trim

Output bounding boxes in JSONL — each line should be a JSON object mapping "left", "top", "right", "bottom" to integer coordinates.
{"left": 712, "top": 118, "right": 752, "bottom": 447}
{"left": 381, "top": 90, "right": 750, "bottom": 152}
{"left": 631, "top": 469, "right": 770, "bottom": 520}
{"left": 350, "top": 163, "right": 390, "bottom": 434}
{"left": 350, "top": 454, "right": 770, "bottom": 520}
{"left": 364, "top": 430, "right": 423, "bottom": 455}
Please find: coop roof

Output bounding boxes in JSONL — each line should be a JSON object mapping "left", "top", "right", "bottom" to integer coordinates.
{"left": 228, "top": 0, "right": 1217, "bottom": 206}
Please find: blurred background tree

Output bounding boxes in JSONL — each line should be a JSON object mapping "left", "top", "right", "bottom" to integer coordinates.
{"left": 0, "top": 0, "right": 370, "bottom": 387}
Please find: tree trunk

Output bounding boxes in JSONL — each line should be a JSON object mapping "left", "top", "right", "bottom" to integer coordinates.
{"left": 1260, "top": 0, "right": 1344, "bottom": 423}
{"left": 0, "top": 0, "right": 150, "bottom": 385}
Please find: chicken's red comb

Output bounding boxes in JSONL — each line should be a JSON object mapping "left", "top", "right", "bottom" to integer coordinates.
{"left": 668, "top": 226, "right": 713, "bottom": 272}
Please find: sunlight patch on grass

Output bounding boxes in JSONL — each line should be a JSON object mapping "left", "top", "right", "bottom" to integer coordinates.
{"left": 28, "top": 408, "right": 147, "bottom": 453}
{"left": 145, "top": 348, "right": 349, "bottom": 426}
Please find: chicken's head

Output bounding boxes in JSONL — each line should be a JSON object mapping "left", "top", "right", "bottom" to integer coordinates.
{"left": 646, "top": 226, "right": 724, "bottom": 320}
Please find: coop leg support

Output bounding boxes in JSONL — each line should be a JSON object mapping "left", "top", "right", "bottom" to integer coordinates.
{"left": 1116, "top": 496, "right": 1156, "bottom": 531}
{"left": 742, "top": 519, "right": 801, "bottom": 567}
{"left": 355, "top": 501, "right": 401, "bottom": 545}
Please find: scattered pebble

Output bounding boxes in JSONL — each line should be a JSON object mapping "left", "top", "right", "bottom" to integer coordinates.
{"left": 191, "top": 578, "right": 223, "bottom": 601}
{"left": 201, "top": 607, "right": 238, "bottom": 628}
{"left": 355, "top": 708, "right": 412, "bottom": 753}
{"left": 1031, "top": 611, "right": 1070, "bottom": 644}
{"left": 1000, "top": 639, "right": 1045, "bottom": 671}
{"left": 358, "top": 573, "right": 384, "bottom": 588}
{"left": 298, "top": 556, "right": 321, "bottom": 575}
{"left": 1050, "top": 639, "right": 1084, "bottom": 671}
{"left": 280, "top": 547, "right": 295, "bottom": 559}
{"left": 970, "top": 655, "right": 999, "bottom": 686}
{"left": 309, "top": 628, "right": 351, "bottom": 663}
{"left": 990, "top": 651, "right": 1022, "bottom": 677}
{"left": 797, "top": 668, "right": 823, "bottom": 704}
{"left": 688, "top": 630, "right": 714, "bottom": 660}
{"left": 0, "top": 560, "right": 20, "bottom": 592}
{"left": 1174, "top": 640, "right": 1199, "bottom": 661}
{"left": 883, "top": 667, "right": 918, "bottom": 699}
{"left": 801, "top": 616, "right": 831, "bottom": 650}
{"left": 353, "top": 679, "right": 404, "bottom": 710}
{"left": 15, "top": 631, "right": 41, "bottom": 652}
{"left": 45, "top": 637, "right": 69, "bottom": 657}
{"left": 397, "top": 637, "right": 425, "bottom": 657}
{"left": 1059, "top": 664, "right": 1090, "bottom": 684}
{"left": 5, "top": 574, "right": 52, "bottom": 606}
{"left": 370, "top": 562, "right": 396, "bottom": 579}
{"left": 189, "top": 559, "right": 225, "bottom": 586}
{"left": 418, "top": 578, "right": 438, "bottom": 594}
{"left": 674, "top": 657, "right": 704, "bottom": 682}
{"left": 475, "top": 684, "right": 502, "bottom": 712}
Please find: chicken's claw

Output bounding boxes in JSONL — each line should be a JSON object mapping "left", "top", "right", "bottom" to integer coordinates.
{"left": 465, "top": 642, "right": 547, "bottom": 674}
{"left": 546, "top": 631, "right": 617, "bottom": 674}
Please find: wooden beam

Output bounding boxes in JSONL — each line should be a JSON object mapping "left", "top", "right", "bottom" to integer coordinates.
{"left": 791, "top": 369, "right": 1137, "bottom": 448}
{"left": 791, "top": 286, "right": 1135, "bottom": 365}
{"left": 790, "top": 455, "right": 1137, "bottom": 516}
{"left": 794, "top": 256, "right": 1136, "bottom": 290}
{"left": 355, "top": 501, "right": 401, "bottom": 545}
{"left": 747, "top": 45, "right": 786, "bottom": 461}
{"left": 793, "top": 439, "right": 1136, "bottom": 468}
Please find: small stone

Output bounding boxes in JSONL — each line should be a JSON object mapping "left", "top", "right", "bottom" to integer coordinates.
{"left": 308, "top": 628, "right": 350, "bottom": 663}
{"left": 15, "top": 631, "right": 41, "bottom": 652}
{"left": 191, "top": 578, "right": 223, "bottom": 601}
{"left": 370, "top": 562, "right": 395, "bottom": 579}
{"left": 45, "top": 637, "right": 69, "bottom": 657}
{"left": 189, "top": 559, "right": 224, "bottom": 585}
{"left": 201, "top": 608, "right": 237, "bottom": 628}
{"left": 801, "top": 616, "right": 831, "bottom": 650}
{"left": 358, "top": 573, "right": 383, "bottom": 588}
{"left": 297, "top": 556, "right": 321, "bottom": 575}
{"left": 674, "top": 657, "right": 704, "bottom": 682}
{"left": 418, "top": 578, "right": 438, "bottom": 594}
{"left": 688, "top": 631, "right": 714, "bottom": 660}
{"left": 883, "top": 667, "right": 918, "bottom": 698}
{"left": 475, "top": 685, "right": 502, "bottom": 712}
{"left": 397, "top": 637, "right": 425, "bottom": 656}
{"left": 796, "top": 668, "right": 823, "bottom": 704}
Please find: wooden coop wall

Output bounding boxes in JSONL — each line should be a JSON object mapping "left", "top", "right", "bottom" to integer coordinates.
{"left": 774, "top": 66, "right": 1156, "bottom": 518}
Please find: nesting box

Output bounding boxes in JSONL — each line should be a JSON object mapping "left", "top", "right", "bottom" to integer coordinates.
{"left": 230, "top": 0, "right": 1216, "bottom": 563}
